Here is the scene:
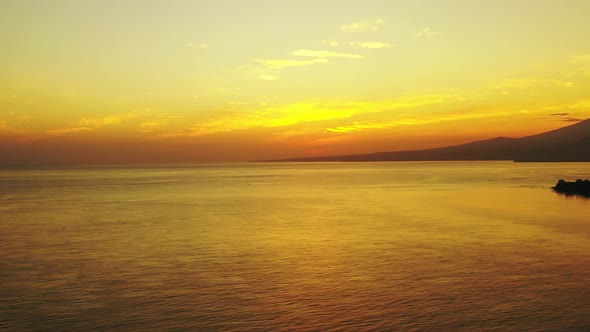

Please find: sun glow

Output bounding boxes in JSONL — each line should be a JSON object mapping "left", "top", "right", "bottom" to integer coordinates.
{"left": 1, "top": 0, "right": 589, "bottom": 164}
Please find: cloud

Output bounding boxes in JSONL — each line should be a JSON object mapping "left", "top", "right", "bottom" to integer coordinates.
{"left": 291, "top": 49, "right": 364, "bottom": 59}
{"left": 251, "top": 58, "right": 329, "bottom": 80}
{"left": 571, "top": 54, "right": 590, "bottom": 64}
{"left": 326, "top": 122, "right": 392, "bottom": 133}
{"left": 541, "top": 99, "right": 590, "bottom": 122}
{"left": 565, "top": 54, "right": 590, "bottom": 77}
{"left": 415, "top": 28, "right": 446, "bottom": 37}
{"left": 257, "top": 74, "right": 280, "bottom": 81}
{"left": 78, "top": 112, "right": 139, "bottom": 127}
{"left": 0, "top": 117, "right": 36, "bottom": 141}
{"left": 139, "top": 119, "right": 169, "bottom": 133}
{"left": 349, "top": 42, "right": 392, "bottom": 49}
{"left": 185, "top": 43, "right": 208, "bottom": 48}
{"left": 47, "top": 111, "right": 141, "bottom": 137}
{"left": 47, "top": 127, "right": 94, "bottom": 136}
{"left": 326, "top": 110, "right": 510, "bottom": 133}
{"left": 552, "top": 79, "right": 574, "bottom": 88}
{"left": 568, "top": 99, "right": 590, "bottom": 111}
{"left": 322, "top": 40, "right": 340, "bottom": 47}
{"left": 157, "top": 94, "right": 451, "bottom": 138}
{"left": 546, "top": 112, "right": 584, "bottom": 122}
{"left": 255, "top": 96, "right": 449, "bottom": 129}
{"left": 245, "top": 47, "right": 363, "bottom": 81}
{"left": 340, "top": 18, "right": 383, "bottom": 32}
{"left": 321, "top": 40, "right": 393, "bottom": 49}
{"left": 138, "top": 113, "right": 184, "bottom": 133}
{"left": 45, "top": 111, "right": 184, "bottom": 137}
{"left": 494, "top": 77, "right": 574, "bottom": 91}
{"left": 163, "top": 102, "right": 359, "bottom": 138}
{"left": 494, "top": 77, "right": 539, "bottom": 90}
{"left": 257, "top": 58, "right": 329, "bottom": 70}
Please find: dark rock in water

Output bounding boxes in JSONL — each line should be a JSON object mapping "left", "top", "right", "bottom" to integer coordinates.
{"left": 553, "top": 179, "right": 590, "bottom": 197}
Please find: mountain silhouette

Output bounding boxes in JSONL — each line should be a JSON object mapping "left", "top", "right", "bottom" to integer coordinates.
{"left": 262, "top": 119, "right": 590, "bottom": 162}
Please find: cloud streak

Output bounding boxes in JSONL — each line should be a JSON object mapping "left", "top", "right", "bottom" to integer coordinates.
{"left": 47, "top": 111, "right": 141, "bottom": 137}
{"left": 291, "top": 49, "right": 364, "bottom": 59}
{"left": 185, "top": 43, "right": 208, "bottom": 48}
{"left": 543, "top": 99, "right": 590, "bottom": 120}
{"left": 253, "top": 48, "right": 364, "bottom": 80}
{"left": 157, "top": 94, "right": 451, "bottom": 138}
{"left": 493, "top": 77, "right": 574, "bottom": 92}
{"left": 139, "top": 119, "right": 169, "bottom": 133}
{"left": 340, "top": 18, "right": 383, "bottom": 32}
{"left": 257, "top": 58, "right": 329, "bottom": 69}
{"left": 247, "top": 57, "right": 331, "bottom": 80}
{"left": 415, "top": 28, "right": 446, "bottom": 37}
{"left": 349, "top": 42, "right": 392, "bottom": 49}
{"left": 327, "top": 111, "right": 510, "bottom": 133}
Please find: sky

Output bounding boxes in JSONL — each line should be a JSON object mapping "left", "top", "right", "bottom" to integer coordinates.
{"left": 1, "top": 0, "right": 590, "bottom": 165}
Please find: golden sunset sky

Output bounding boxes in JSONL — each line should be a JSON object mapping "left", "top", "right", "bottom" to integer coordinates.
{"left": 1, "top": 0, "right": 590, "bottom": 164}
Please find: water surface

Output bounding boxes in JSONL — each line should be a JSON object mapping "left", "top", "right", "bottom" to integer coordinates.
{"left": 1, "top": 162, "right": 589, "bottom": 331}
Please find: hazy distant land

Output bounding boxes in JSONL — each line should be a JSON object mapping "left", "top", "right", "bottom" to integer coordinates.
{"left": 261, "top": 119, "right": 590, "bottom": 162}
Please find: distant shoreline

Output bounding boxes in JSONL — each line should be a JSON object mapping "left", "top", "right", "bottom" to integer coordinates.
{"left": 5, "top": 160, "right": 590, "bottom": 169}
{"left": 259, "top": 119, "right": 590, "bottom": 163}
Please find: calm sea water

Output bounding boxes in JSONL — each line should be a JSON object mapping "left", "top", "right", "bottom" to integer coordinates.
{"left": 1, "top": 162, "right": 589, "bottom": 331}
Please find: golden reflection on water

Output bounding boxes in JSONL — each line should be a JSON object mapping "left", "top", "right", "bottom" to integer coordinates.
{"left": 1, "top": 162, "right": 590, "bottom": 331}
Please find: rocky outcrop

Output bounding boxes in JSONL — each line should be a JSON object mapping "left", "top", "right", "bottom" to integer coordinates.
{"left": 553, "top": 179, "right": 590, "bottom": 197}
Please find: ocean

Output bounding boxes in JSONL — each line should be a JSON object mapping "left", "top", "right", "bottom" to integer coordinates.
{"left": 1, "top": 162, "right": 589, "bottom": 331}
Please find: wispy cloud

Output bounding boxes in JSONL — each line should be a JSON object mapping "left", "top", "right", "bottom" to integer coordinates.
{"left": 571, "top": 54, "right": 590, "bottom": 64}
{"left": 257, "top": 74, "right": 280, "bottom": 81}
{"left": 493, "top": 77, "right": 574, "bottom": 92}
{"left": 252, "top": 58, "right": 329, "bottom": 80}
{"left": 185, "top": 43, "right": 208, "bottom": 48}
{"left": 542, "top": 99, "right": 590, "bottom": 122}
{"left": 415, "top": 28, "right": 446, "bottom": 37}
{"left": 340, "top": 18, "right": 383, "bottom": 32}
{"left": 565, "top": 54, "right": 590, "bottom": 77}
{"left": 47, "top": 127, "right": 94, "bottom": 136}
{"left": 291, "top": 49, "right": 364, "bottom": 59}
{"left": 548, "top": 112, "right": 582, "bottom": 122}
{"left": 0, "top": 117, "right": 35, "bottom": 141}
{"left": 139, "top": 119, "right": 169, "bottom": 133}
{"left": 256, "top": 58, "right": 329, "bottom": 70}
{"left": 157, "top": 95, "right": 451, "bottom": 138}
{"left": 78, "top": 112, "right": 139, "bottom": 127}
{"left": 553, "top": 79, "right": 574, "bottom": 88}
{"left": 494, "top": 77, "right": 540, "bottom": 90}
{"left": 567, "top": 99, "right": 590, "bottom": 111}
{"left": 321, "top": 40, "right": 393, "bottom": 49}
{"left": 243, "top": 46, "right": 364, "bottom": 81}
{"left": 349, "top": 41, "right": 392, "bottom": 49}
{"left": 47, "top": 111, "right": 141, "bottom": 137}
{"left": 327, "top": 110, "right": 510, "bottom": 133}
{"left": 322, "top": 40, "right": 340, "bottom": 47}
{"left": 138, "top": 114, "right": 183, "bottom": 133}
{"left": 544, "top": 100, "right": 590, "bottom": 112}
{"left": 161, "top": 101, "right": 358, "bottom": 138}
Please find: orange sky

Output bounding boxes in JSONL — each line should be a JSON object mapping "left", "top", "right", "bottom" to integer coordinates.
{"left": 1, "top": 0, "right": 590, "bottom": 165}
